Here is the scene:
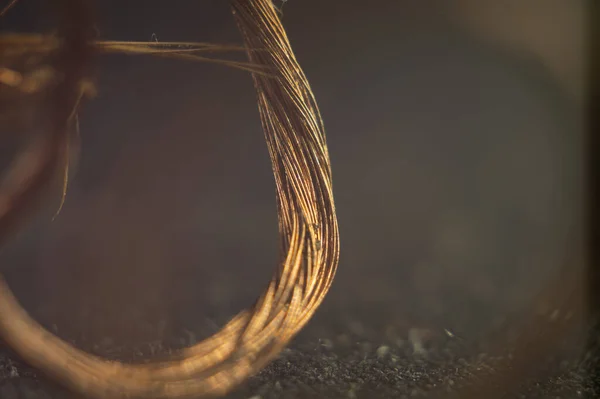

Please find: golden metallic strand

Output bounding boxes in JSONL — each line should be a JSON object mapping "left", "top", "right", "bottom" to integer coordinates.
{"left": 0, "top": 1, "right": 584, "bottom": 398}
{"left": 0, "top": 0, "right": 339, "bottom": 398}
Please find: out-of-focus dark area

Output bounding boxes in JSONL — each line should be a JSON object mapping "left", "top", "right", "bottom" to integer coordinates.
{"left": 0, "top": 0, "right": 589, "bottom": 398}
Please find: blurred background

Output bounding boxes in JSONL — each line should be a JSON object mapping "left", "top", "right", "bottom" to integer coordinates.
{"left": 0, "top": 0, "right": 587, "bottom": 397}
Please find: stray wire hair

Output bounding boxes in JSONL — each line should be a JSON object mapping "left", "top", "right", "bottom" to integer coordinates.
{"left": 0, "top": 0, "right": 339, "bottom": 398}
{"left": 0, "top": 1, "right": 585, "bottom": 398}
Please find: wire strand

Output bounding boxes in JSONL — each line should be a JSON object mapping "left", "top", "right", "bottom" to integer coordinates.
{"left": 0, "top": 0, "right": 340, "bottom": 398}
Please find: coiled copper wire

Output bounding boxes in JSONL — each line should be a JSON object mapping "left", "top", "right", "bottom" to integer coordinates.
{"left": 0, "top": 1, "right": 587, "bottom": 399}
{"left": 0, "top": 0, "right": 340, "bottom": 397}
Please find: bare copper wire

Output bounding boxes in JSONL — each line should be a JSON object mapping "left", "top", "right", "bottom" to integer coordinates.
{"left": 0, "top": 0, "right": 339, "bottom": 398}
{"left": 0, "top": 1, "right": 586, "bottom": 398}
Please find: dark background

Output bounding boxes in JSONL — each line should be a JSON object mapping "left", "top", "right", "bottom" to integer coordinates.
{"left": 0, "top": 1, "right": 588, "bottom": 398}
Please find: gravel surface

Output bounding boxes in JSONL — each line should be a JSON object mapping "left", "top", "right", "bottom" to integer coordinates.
{"left": 0, "top": 2, "right": 588, "bottom": 398}
{"left": 0, "top": 307, "right": 595, "bottom": 399}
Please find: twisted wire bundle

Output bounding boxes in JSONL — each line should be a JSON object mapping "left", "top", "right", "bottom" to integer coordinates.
{"left": 0, "top": 1, "right": 586, "bottom": 399}
{"left": 0, "top": 0, "right": 339, "bottom": 398}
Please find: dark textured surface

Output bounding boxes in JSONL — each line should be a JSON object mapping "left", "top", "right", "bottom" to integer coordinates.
{"left": 0, "top": 312, "right": 594, "bottom": 399}
{"left": 0, "top": 1, "right": 588, "bottom": 398}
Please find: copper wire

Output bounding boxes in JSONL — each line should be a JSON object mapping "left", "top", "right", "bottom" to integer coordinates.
{"left": 0, "top": 0, "right": 340, "bottom": 398}
{"left": 0, "top": 1, "right": 586, "bottom": 398}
